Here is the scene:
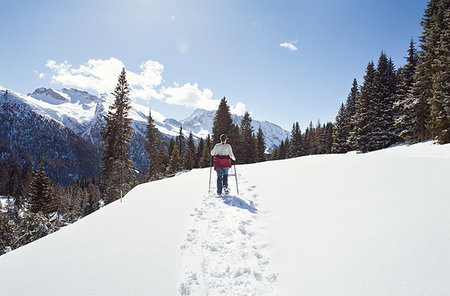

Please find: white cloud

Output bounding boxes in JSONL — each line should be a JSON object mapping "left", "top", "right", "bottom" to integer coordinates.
{"left": 127, "top": 60, "right": 165, "bottom": 100}
{"left": 44, "top": 57, "right": 241, "bottom": 111}
{"left": 163, "top": 82, "right": 218, "bottom": 110}
{"left": 46, "top": 57, "right": 124, "bottom": 94}
{"left": 280, "top": 40, "right": 298, "bottom": 51}
{"left": 45, "top": 57, "right": 165, "bottom": 100}
{"left": 170, "top": 15, "right": 175, "bottom": 21}
{"left": 230, "top": 102, "right": 247, "bottom": 116}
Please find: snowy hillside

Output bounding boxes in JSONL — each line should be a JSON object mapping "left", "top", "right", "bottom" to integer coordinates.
{"left": 0, "top": 142, "right": 449, "bottom": 295}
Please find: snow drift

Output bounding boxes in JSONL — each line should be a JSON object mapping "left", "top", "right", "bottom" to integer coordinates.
{"left": 0, "top": 142, "right": 449, "bottom": 295}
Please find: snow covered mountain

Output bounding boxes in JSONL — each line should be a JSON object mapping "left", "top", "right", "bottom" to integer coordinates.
{"left": 0, "top": 85, "right": 288, "bottom": 181}
{"left": 1, "top": 142, "right": 449, "bottom": 295}
{"left": 180, "top": 108, "right": 290, "bottom": 150}
{"left": 0, "top": 87, "right": 100, "bottom": 184}
{"left": 27, "top": 87, "right": 289, "bottom": 150}
{"left": 27, "top": 87, "right": 175, "bottom": 150}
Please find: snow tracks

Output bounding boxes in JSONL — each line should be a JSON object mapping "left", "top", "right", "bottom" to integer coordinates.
{"left": 179, "top": 175, "right": 277, "bottom": 295}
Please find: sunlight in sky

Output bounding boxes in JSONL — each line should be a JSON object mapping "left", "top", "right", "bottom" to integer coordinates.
{"left": 0, "top": 0, "right": 426, "bottom": 130}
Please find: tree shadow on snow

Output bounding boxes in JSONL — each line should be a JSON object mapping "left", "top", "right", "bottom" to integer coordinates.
{"left": 222, "top": 196, "right": 257, "bottom": 214}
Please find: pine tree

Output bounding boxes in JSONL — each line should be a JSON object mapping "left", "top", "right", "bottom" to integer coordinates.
{"left": 0, "top": 207, "right": 14, "bottom": 254}
{"left": 323, "top": 122, "right": 334, "bottom": 153}
{"left": 100, "top": 68, "right": 135, "bottom": 203}
{"left": 176, "top": 127, "right": 185, "bottom": 156}
{"left": 304, "top": 121, "right": 315, "bottom": 155}
{"left": 15, "top": 211, "right": 54, "bottom": 248}
{"left": 200, "top": 135, "right": 212, "bottom": 168}
{"left": 145, "top": 110, "right": 164, "bottom": 181}
{"left": 342, "top": 79, "right": 359, "bottom": 148}
{"left": 195, "top": 138, "right": 204, "bottom": 168}
{"left": 410, "top": 0, "right": 446, "bottom": 142}
{"left": 277, "top": 140, "right": 286, "bottom": 159}
{"left": 270, "top": 147, "right": 278, "bottom": 160}
{"left": 269, "top": 147, "right": 278, "bottom": 160}
{"left": 167, "top": 138, "right": 175, "bottom": 158}
{"left": 28, "top": 166, "right": 55, "bottom": 214}
{"left": 349, "top": 61, "right": 377, "bottom": 152}
{"left": 239, "top": 112, "right": 256, "bottom": 164}
{"left": 82, "top": 183, "right": 100, "bottom": 216}
{"left": 228, "top": 123, "right": 241, "bottom": 160}
{"left": 332, "top": 103, "right": 348, "bottom": 153}
{"left": 284, "top": 137, "right": 290, "bottom": 157}
{"left": 315, "top": 120, "right": 326, "bottom": 154}
{"left": 183, "top": 132, "right": 195, "bottom": 170}
{"left": 256, "top": 127, "right": 266, "bottom": 162}
{"left": 429, "top": 1, "right": 450, "bottom": 143}
{"left": 212, "top": 97, "right": 234, "bottom": 143}
{"left": 68, "top": 184, "right": 83, "bottom": 221}
{"left": 395, "top": 39, "right": 420, "bottom": 142}
{"left": 288, "top": 122, "right": 302, "bottom": 157}
{"left": 368, "top": 52, "right": 398, "bottom": 150}
{"left": 167, "top": 142, "right": 182, "bottom": 175}
{"left": 411, "top": 65, "right": 432, "bottom": 142}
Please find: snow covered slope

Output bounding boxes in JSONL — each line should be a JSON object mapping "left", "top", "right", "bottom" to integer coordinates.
{"left": 0, "top": 142, "right": 449, "bottom": 295}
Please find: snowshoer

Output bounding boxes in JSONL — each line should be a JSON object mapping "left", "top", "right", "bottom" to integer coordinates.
{"left": 211, "top": 134, "right": 236, "bottom": 195}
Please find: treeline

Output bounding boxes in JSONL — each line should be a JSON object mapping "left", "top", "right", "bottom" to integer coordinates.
{"left": 273, "top": 0, "right": 449, "bottom": 157}
{"left": 142, "top": 96, "right": 268, "bottom": 181}
{"left": 210, "top": 98, "right": 267, "bottom": 164}
{"left": 332, "top": 0, "right": 449, "bottom": 153}
{"left": 270, "top": 121, "right": 334, "bottom": 160}
{"left": 0, "top": 164, "right": 101, "bottom": 255}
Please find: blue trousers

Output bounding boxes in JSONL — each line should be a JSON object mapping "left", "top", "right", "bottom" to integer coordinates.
{"left": 216, "top": 167, "right": 229, "bottom": 194}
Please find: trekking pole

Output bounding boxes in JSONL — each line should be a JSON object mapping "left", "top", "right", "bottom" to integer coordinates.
{"left": 208, "top": 156, "right": 213, "bottom": 194}
{"left": 234, "top": 163, "right": 239, "bottom": 195}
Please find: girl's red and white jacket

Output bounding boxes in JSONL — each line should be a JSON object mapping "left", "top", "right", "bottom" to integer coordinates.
{"left": 210, "top": 142, "right": 236, "bottom": 169}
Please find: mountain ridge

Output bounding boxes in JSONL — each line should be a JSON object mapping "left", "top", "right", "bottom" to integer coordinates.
{"left": 23, "top": 86, "right": 289, "bottom": 149}
{"left": 0, "top": 87, "right": 101, "bottom": 184}
{"left": 0, "top": 85, "right": 289, "bottom": 182}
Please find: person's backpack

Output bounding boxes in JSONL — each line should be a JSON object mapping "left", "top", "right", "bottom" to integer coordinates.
{"left": 213, "top": 155, "right": 232, "bottom": 170}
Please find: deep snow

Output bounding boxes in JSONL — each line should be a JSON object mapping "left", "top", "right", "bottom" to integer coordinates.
{"left": 0, "top": 142, "right": 449, "bottom": 295}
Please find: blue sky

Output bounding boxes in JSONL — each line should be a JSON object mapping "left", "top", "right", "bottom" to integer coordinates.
{"left": 0, "top": 0, "right": 426, "bottom": 130}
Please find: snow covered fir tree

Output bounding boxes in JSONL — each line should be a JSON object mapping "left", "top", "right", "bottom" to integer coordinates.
{"left": 100, "top": 68, "right": 136, "bottom": 203}
{"left": 145, "top": 110, "right": 165, "bottom": 181}
{"left": 28, "top": 166, "right": 56, "bottom": 215}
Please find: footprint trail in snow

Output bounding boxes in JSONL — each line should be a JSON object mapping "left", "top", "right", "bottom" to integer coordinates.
{"left": 179, "top": 174, "right": 277, "bottom": 295}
